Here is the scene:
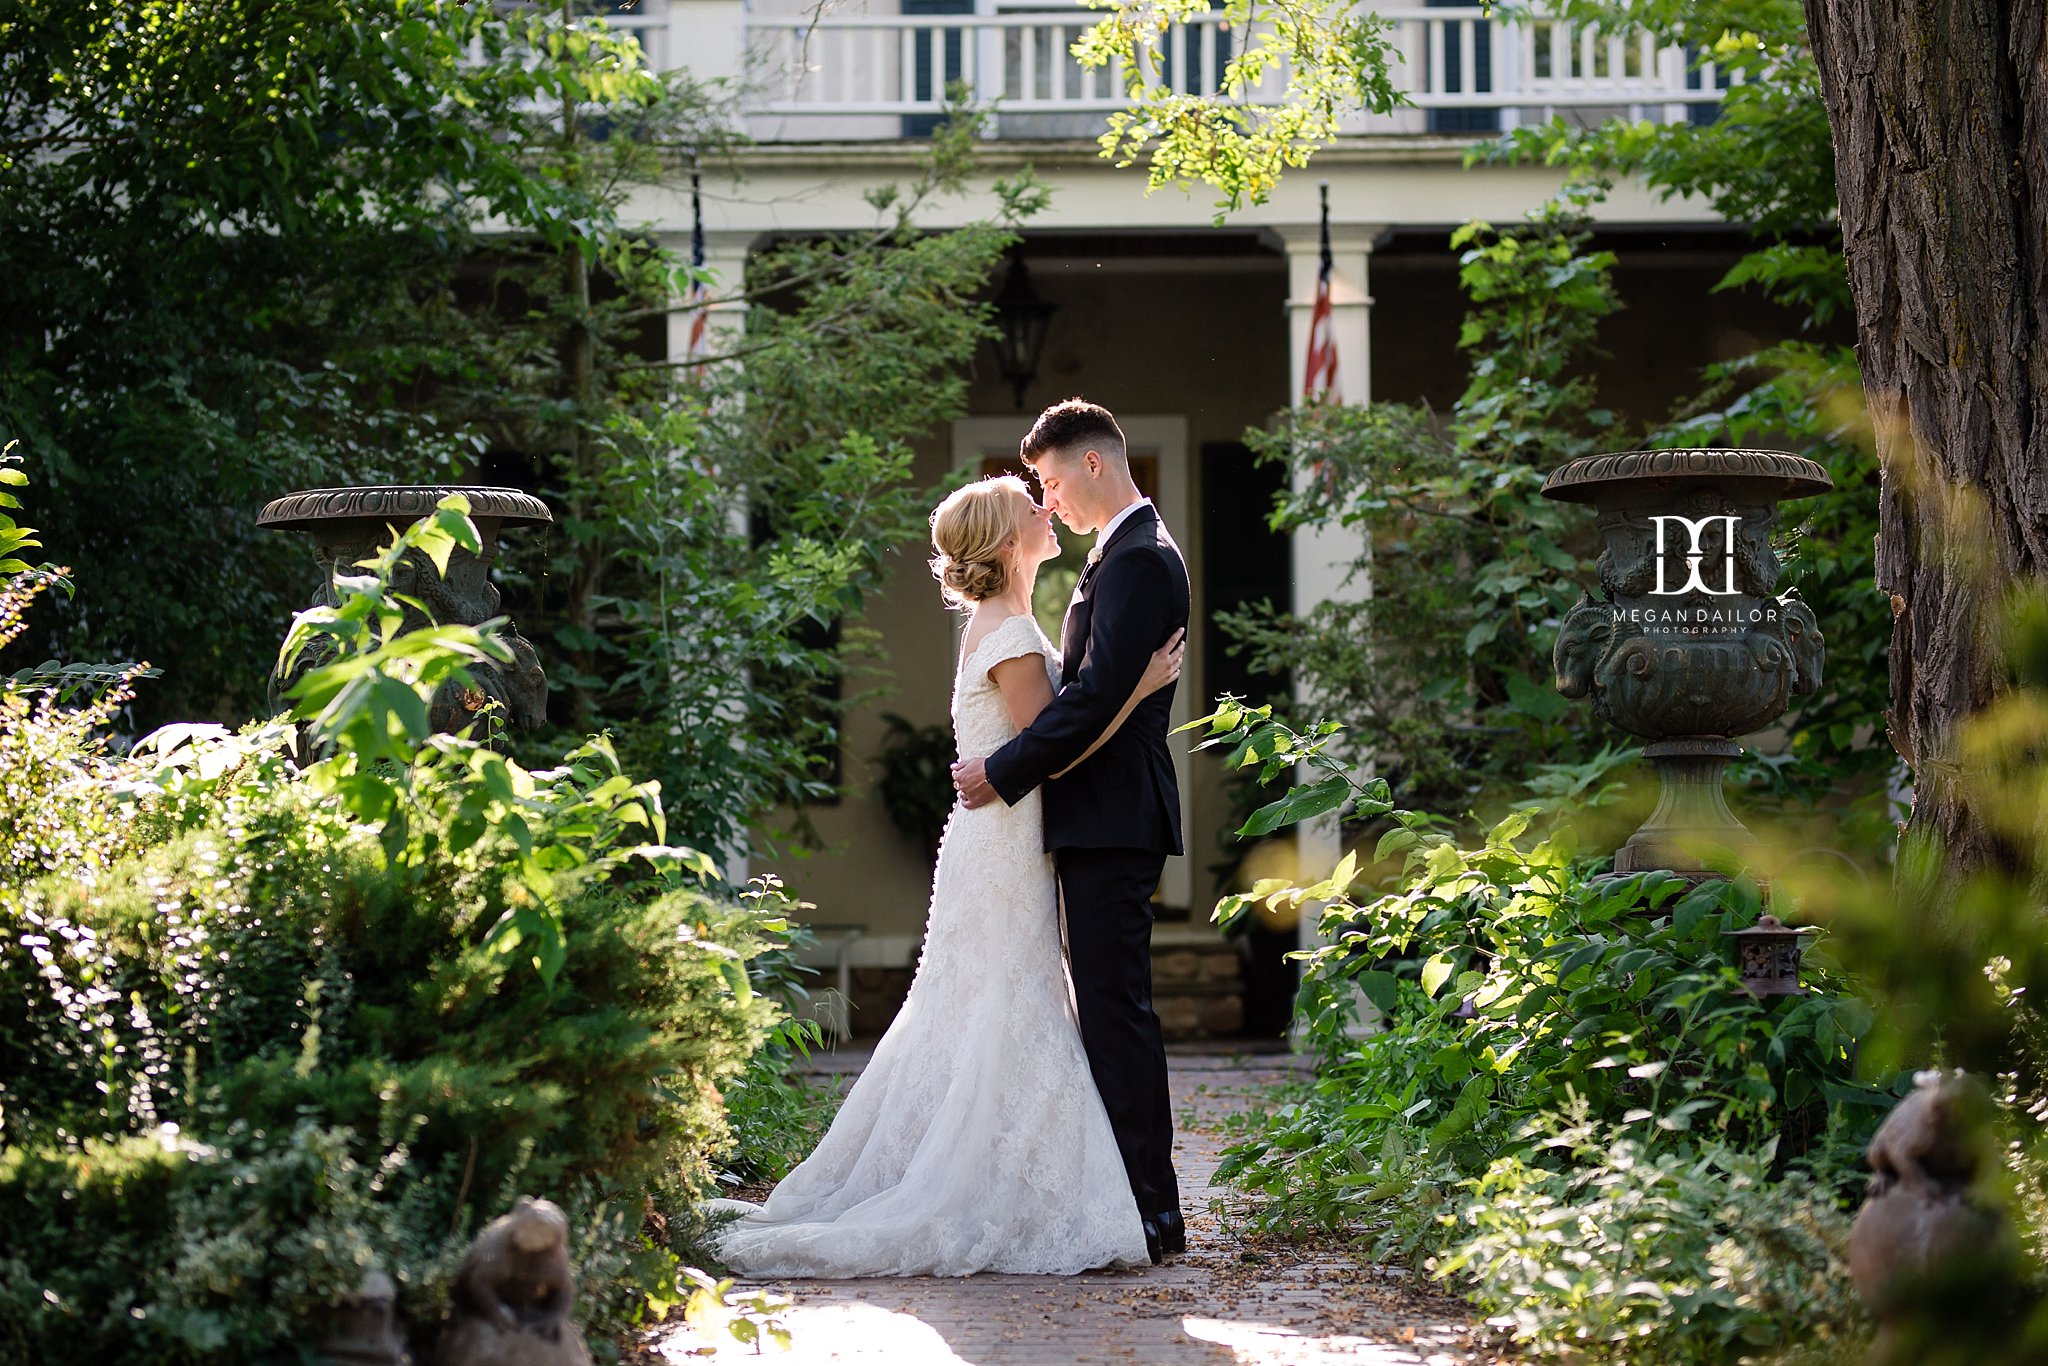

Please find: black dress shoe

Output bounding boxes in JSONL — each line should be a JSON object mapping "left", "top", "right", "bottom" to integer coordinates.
{"left": 1140, "top": 1217, "right": 1164, "bottom": 1265}
{"left": 1154, "top": 1210, "right": 1186, "bottom": 1256}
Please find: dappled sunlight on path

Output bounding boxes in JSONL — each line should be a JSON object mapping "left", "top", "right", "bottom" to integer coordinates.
{"left": 650, "top": 1052, "right": 1497, "bottom": 1365}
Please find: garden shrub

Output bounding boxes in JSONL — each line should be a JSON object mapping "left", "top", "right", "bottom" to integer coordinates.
{"left": 0, "top": 1123, "right": 407, "bottom": 1364}
{"left": 1215, "top": 800, "right": 1885, "bottom": 1243}
{"left": 0, "top": 495, "right": 792, "bottom": 1361}
{"left": 1438, "top": 1103, "right": 1866, "bottom": 1362}
{"left": 1196, "top": 702, "right": 1892, "bottom": 1360}
{"left": 717, "top": 1016, "right": 849, "bottom": 1189}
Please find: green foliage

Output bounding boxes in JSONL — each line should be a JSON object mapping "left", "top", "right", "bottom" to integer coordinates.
{"left": 1212, "top": 6, "right": 1893, "bottom": 829}
{"left": 0, "top": 500, "right": 791, "bottom": 1360}
{"left": 1077, "top": 0, "right": 1405, "bottom": 214}
{"left": 0, "top": 0, "right": 677, "bottom": 726}
{"left": 1439, "top": 1102, "right": 1867, "bottom": 1362}
{"left": 0, "top": 1124, "right": 409, "bottom": 1363}
{"left": 527, "top": 106, "right": 1044, "bottom": 854}
{"left": 0, "top": 446, "right": 34, "bottom": 576}
{"left": 679, "top": 1267, "right": 795, "bottom": 1355}
{"left": 703, "top": 907, "right": 850, "bottom": 1190}
{"left": 1106, "top": 0, "right": 1894, "bottom": 834}
{"left": 1081, "top": 0, "right": 1831, "bottom": 245}
{"left": 1488, "top": 0, "right": 1842, "bottom": 322}
{"left": 3, "top": 7, "right": 1035, "bottom": 866}
{"left": 1788, "top": 587, "right": 2048, "bottom": 1084}
{"left": 717, "top": 1017, "right": 849, "bottom": 1188}
{"left": 1192, "top": 703, "right": 1890, "bottom": 1361}
{"left": 1479, "top": 0, "right": 1893, "bottom": 817}
{"left": 873, "top": 712, "right": 958, "bottom": 866}
{"left": 1217, "top": 188, "right": 1618, "bottom": 808}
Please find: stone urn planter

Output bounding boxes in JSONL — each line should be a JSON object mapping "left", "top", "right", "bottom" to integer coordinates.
{"left": 1542, "top": 449, "right": 1832, "bottom": 877}
{"left": 258, "top": 485, "right": 552, "bottom": 734}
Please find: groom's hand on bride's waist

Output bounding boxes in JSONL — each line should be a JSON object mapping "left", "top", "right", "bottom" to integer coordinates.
{"left": 952, "top": 757, "right": 999, "bottom": 809}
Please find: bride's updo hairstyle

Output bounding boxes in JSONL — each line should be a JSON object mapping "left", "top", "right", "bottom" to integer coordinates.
{"left": 930, "top": 475, "right": 1027, "bottom": 609}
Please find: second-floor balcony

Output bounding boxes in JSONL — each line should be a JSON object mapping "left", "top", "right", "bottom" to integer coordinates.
{"left": 634, "top": 2, "right": 1736, "bottom": 144}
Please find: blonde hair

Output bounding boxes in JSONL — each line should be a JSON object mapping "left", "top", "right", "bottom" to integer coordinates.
{"left": 930, "top": 476, "right": 1027, "bottom": 609}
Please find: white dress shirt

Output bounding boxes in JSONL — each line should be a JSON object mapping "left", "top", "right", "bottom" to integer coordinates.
{"left": 1095, "top": 497, "right": 1154, "bottom": 554}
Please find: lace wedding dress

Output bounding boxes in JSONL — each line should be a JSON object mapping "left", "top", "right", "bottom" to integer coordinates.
{"left": 707, "top": 613, "right": 1150, "bottom": 1278}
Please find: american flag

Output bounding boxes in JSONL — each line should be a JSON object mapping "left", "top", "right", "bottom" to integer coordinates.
{"left": 684, "top": 168, "right": 709, "bottom": 365}
{"left": 1301, "top": 181, "right": 1339, "bottom": 403}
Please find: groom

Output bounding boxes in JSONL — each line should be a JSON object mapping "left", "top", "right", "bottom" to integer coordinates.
{"left": 952, "top": 398, "right": 1191, "bottom": 1265}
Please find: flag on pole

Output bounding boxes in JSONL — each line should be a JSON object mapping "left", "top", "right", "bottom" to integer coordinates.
{"left": 1301, "top": 181, "right": 1340, "bottom": 403}
{"left": 684, "top": 167, "right": 710, "bottom": 366}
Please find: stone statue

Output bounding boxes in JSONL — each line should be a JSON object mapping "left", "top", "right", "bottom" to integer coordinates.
{"left": 1849, "top": 1070, "right": 2021, "bottom": 1359}
{"left": 433, "top": 1197, "right": 592, "bottom": 1366}
{"left": 316, "top": 1268, "right": 410, "bottom": 1366}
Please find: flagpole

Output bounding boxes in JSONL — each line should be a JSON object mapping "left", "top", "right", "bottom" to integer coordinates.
{"left": 1302, "top": 180, "right": 1340, "bottom": 403}
{"left": 686, "top": 165, "right": 709, "bottom": 365}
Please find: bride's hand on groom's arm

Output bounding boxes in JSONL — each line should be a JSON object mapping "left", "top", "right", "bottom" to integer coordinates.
{"left": 952, "top": 756, "right": 998, "bottom": 809}
{"left": 1140, "top": 629, "right": 1186, "bottom": 698}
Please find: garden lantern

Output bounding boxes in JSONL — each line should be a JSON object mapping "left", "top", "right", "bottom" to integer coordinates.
{"left": 991, "top": 246, "right": 1054, "bottom": 409}
{"left": 1723, "top": 914, "right": 1810, "bottom": 998}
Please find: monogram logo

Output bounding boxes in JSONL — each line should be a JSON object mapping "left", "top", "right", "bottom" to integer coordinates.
{"left": 1649, "top": 514, "right": 1740, "bottom": 596}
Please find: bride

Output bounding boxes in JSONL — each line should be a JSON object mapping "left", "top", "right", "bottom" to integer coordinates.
{"left": 706, "top": 475, "right": 1185, "bottom": 1278}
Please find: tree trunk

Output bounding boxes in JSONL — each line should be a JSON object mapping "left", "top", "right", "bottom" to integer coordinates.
{"left": 1803, "top": 0, "right": 2048, "bottom": 879}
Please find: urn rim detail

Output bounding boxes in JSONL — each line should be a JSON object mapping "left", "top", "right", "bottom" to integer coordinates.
{"left": 1540, "top": 448, "right": 1832, "bottom": 504}
{"left": 257, "top": 484, "right": 553, "bottom": 532}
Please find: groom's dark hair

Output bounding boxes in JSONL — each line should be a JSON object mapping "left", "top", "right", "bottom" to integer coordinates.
{"left": 1020, "top": 398, "right": 1126, "bottom": 467}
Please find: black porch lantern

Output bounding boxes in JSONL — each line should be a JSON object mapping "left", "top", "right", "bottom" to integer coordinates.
{"left": 1723, "top": 914, "right": 1811, "bottom": 999}
{"left": 991, "top": 247, "right": 1054, "bottom": 409}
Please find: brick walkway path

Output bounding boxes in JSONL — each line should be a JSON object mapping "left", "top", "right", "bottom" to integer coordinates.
{"left": 649, "top": 1050, "right": 1498, "bottom": 1365}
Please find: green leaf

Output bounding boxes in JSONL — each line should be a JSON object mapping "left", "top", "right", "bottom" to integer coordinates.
{"left": 1355, "top": 970, "right": 1398, "bottom": 1012}
{"left": 1238, "top": 775, "right": 1351, "bottom": 838}
{"left": 1375, "top": 826, "right": 1420, "bottom": 861}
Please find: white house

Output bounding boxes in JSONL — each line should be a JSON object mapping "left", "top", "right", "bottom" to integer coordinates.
{"left": 599, "top": 0, "right": 1800, "bottom": 1038}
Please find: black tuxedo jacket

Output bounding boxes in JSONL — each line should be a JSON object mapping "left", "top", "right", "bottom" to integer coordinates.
{"left": 985, "top": 503, "right": 1190, "bottom": 855}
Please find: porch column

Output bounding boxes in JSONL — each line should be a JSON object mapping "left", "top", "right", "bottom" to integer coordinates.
{"left": 664, "top": 229, "right": 753, "bottom": 369}
{"left": 1273, "top": 222, "right": 1381, "bottom": 1009}
{"left": 1273, "top": 219, "right": 1378, "bottom": 857}
{"left": 1278, "top": 222, "right": 1377, "bottom": 407}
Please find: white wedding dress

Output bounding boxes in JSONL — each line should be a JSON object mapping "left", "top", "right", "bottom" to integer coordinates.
{"left": 707, "top": 613, "right": 1150, "bottom": 1278}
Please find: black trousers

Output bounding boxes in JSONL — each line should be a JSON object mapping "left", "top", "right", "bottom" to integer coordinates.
{"left": 1056, "top": 845, "right": 1180, "bottom": 1219}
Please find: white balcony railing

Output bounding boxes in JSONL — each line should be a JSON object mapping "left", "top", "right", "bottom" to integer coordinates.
{"left": 724, "top": 6, "right": 1735, "bottom": 140}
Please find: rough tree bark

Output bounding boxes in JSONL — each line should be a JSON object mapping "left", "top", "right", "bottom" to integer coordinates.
{"left": 1803, "top": 0, "right": 2048, "bottom": 880}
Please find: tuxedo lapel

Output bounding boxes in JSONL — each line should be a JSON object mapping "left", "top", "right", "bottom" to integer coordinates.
{"left": 1096, "top": 503, "right": 1158, "bottom": 561}
{"left": 1059, "top": 593, "right": 1090, "bottom": 682}
{"left": 1060, "top": 504, "right": 1156, "bottom": 681}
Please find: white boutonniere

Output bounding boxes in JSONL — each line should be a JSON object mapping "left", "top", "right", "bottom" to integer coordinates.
{"left": 1085, "top": 546, "right": 1103, "bottom": 569}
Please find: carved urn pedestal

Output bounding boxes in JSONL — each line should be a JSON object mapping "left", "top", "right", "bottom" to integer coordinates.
{"left": 258, "top": 485, "right": 553, "bottom": 735}
{"left": 1543, "top": 450, "right": 1832, "bottom": 879}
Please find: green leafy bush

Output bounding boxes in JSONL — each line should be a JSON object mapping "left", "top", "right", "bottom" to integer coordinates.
{"left": 0, "top": 496, "right": 790, "bottom": 1361}
{"left": 1194, "top": 702, "right": 1891, "bottom": 1361}
{"left": 1217, "top": 186, "right": 1617, "bottom": 810}
{"left": 718, "top": 1017, "right": 849, "bottom": 1189}
{"left": 0, "top": 1124, "right": 406, "bottom": 1363}
{"left": 1439, "top": 1103, "right": 1866, "bottom": 1362}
